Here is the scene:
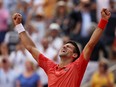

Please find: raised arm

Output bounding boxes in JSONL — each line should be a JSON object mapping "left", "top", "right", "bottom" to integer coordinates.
{"left": 83, "top": 8, "right": 111, "bottom": 60}
{"left": 12, "top": 13, "right": 40, "bottom": 61}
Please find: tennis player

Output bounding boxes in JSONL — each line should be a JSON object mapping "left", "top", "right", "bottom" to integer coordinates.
{"left": 12, "top": 8, "right": 111, "bottom": 87}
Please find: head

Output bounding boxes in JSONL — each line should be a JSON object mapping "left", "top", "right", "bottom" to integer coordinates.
{"left": 59, "top": 41, "right": 80, "bottom": 62}
{"left": 1, "top": 57, "right": 10, "bottom": 70}
{"left": 21, "top": 1, "right": 29, "bottom": 11}
{"left": 99, "top": 60, "right": 109, "bottom": 73}
{"left": 49, "top": 23, "right": 60, "bottom": 38}
{"left": 35, "top": 8, "right": 44, "bottom": 21}
{"left": 41, "top": 37, "right": 49, "bottom": 49}
{"left": 0, "top": 0, "right": 3, "bottom": 8}
{"left": 80, "top": 0, "right": 91, "bottom": 11}
{"left": 25, "top": 60, "right": 35, "bottom": 72}
{"left": 55, "top": 1, "right": 67, "bottom": 16}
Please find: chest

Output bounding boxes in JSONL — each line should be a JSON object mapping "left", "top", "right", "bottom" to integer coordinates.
{"left": 19, "top": 74, "right": 38, "bottom": 87}
{"left": 48, "top": 65, "right": 80, "bottom": 85}
{"left": 94, "top": 75, "right": 109, "bottom": 86}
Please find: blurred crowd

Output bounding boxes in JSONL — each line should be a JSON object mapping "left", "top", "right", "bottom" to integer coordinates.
{"left": 0, "top": 0, "right": 116, "bottom": 87}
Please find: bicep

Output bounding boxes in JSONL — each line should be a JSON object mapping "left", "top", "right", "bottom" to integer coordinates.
{"left": 83, "top": 44, "right": 93, "bottom": 60}
{"left": 83, "top": 28, "right": 103, "bottom": 60}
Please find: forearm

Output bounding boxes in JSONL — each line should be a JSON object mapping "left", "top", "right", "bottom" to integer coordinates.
{"left": 15, "top": 24, "right": 40, "bottom": 60}
{"left": 13, "top": 13, "right": 41, "bottom": 61}
{"left": 87, "top": 28, "right": 103, "bottom": 48}
{"left": 83, "top": 18, "right": 108, "bottom": 60}
{"left": 19, "top": 31, "right": 36, "bottom": 52}
{"left": 15, "top": 23, "right": 36, "bottom": 51}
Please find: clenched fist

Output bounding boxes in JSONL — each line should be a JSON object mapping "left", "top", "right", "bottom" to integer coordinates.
{"left": 101, "top": 8, "right": 111, "bottom": 20}
{"left": 12, "top": 13, "right": 22, "bottom": 25}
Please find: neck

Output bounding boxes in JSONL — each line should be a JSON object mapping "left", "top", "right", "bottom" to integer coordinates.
{"left": 99, "top": 70, "right": 107, "bottom": 75}
{"left": 26, "top": 69, "right": 33, "bottom": 73}
{"left": 3, "top": 68, "right": 9, "bottom": 73}
{"left": 59, "top": 57, "right": 73, "bottom": 68}
{"left": 43, "top": 46, "right": 48, "bottom": 51}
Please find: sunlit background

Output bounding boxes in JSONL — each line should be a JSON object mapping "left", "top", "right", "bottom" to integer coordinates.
{"left": 0, "top": 0, "right": 116, "bottom": 87}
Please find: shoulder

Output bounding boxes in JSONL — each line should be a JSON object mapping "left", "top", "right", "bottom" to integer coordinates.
{"left": 93, "top": 71, "right": 99, "bottom": 76}
{"left": 33, "top": 72, "right": 39, "bottom": 77}
{"left": 91, "top": 71, "right": 99, "bottom": 79}
{"left": 32, "top": 73, "right": 40, "bottom": 80}
{"left": 17, "top": 74, "right": 23, "bottom": 79}
{"left": 108, "top": 71, "right": 114, "bottom": 77}
{"left": 75, "top": 51, "right": 89, "bottom": 63}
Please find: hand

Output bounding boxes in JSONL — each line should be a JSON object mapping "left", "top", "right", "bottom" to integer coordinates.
{"left": 12, "top": 13, "right": 22, "bottom": 25}
{"left": 101, "top": 8, "right": 111, "bottom": 20}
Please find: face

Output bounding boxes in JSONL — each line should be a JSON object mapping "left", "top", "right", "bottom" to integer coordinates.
{"left": 59, "top": 43, "right": 76, "bottom": 58}
{"left": 50, "top": 30, "right": 59, "bottom": 38}
{"left": 41, "top": 38, "right": 49, "bottom": 48}
{"left": 0, "top": 43, "right": 8, "bottom": 54}
{"left": 1, "top": 58, "right": 10, "bottom": 70}
{"left": 99, "top": 62, "right": 108, "bottom": 73}
{"left": 58, "top": 6, "right": 66, "bottom": 14}
{"left": 25, "top": 61, "right": 34, "bottom": 71}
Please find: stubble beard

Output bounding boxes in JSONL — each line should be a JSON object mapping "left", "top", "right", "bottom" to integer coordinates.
{"left": 59, "top": 52, "right": 68, "bottom": 58}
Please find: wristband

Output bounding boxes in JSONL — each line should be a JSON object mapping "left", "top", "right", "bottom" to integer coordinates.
{"left": 15, "top": 23, "right": 25, "bottom": 33}
{"left": 98, "top": 18, "right": 108, "bottom": 30}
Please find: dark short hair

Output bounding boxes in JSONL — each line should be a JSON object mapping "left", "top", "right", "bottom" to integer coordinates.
{"left": 66, "top": 41, "right": 80, "bottom": 61}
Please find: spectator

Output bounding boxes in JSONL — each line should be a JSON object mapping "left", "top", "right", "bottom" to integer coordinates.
{"left": 3, "top": 0, "right": 17, "bottom": 14}
{"left": 69, "top": 2, "right": 82, "bottom": 40}
{"left": 111, "top": 28, "right": 116, "bottom": 59}
{"left": 16, "top": 60, "right": 42, "bottom": 87}
{"left": 103, "top": 0, "right": 116, "bottom": 46}
{"left": 80, "top": 0, "right": 94, "bottom": 38}
{"left": 91, "top": 59, "right": 115, "bottom": 87}
{"left": 4, "top": 28, "right": 19, "bottom": 52}
{"left": 0, "top": 0, "right": 10, "bottom": 43}
{"left": 52, "top": 1, "right": 70, "bottom": 35}
{"left": 0, "top": 57, "right": 17, "bottom": 87}
{"left": 9, "top": 42, "right": 27, "bottom": 74}
{"left": 37, "top": 36, "right": 58, "bottom": 62}
{"left": 26, "top": 24, "right": 39, "bottom": 45}
{"left": 44, "top": 0, "right": 57, "bottom": 19}
{"left": 96, "top": 0, "right": 110, "bottom": 21}
{"left": 0, "top": 42, "right": 9, "bottom": 59}
{"left": 48, "top": 23, "right": 63, "bottom": 51}
{"left": 16, "top": 1, "right": 30, "bottom": 25}
{"left": 27, "top": 6, "right": 46, "bottom": 42}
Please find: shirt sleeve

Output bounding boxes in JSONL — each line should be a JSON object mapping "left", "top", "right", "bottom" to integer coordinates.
{"left": 74, "top": 51, "right": 89, "bottom": 77}
{"left": 74, "top": 51, "right": 89, "bottom": 66}
{"left": 37, "top": 53, "right": 56, "bottom": 74}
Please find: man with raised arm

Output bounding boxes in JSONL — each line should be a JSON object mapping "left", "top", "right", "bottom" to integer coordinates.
{"left": 12, "top": 8, "right": 111, "bottom": 87}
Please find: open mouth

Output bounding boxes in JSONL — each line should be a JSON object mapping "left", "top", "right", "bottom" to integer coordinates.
{"left": 62, "top": 49, "right": 66, "bottom": 52}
